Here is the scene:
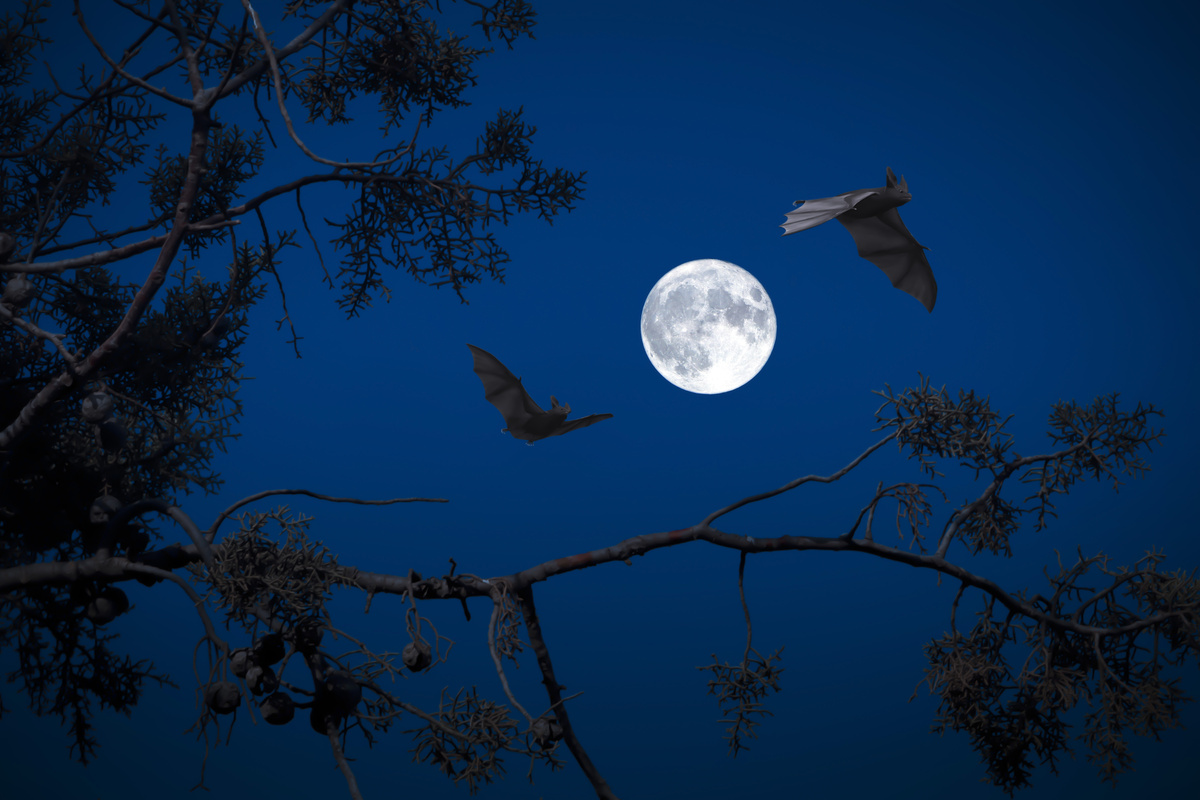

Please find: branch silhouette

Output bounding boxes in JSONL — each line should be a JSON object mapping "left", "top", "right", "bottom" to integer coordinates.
{"left": 2, "top": 370, "right": 1189, "bottom": 796}
{"left": 0, "top": 2, "right": 1194, "bottom": 799}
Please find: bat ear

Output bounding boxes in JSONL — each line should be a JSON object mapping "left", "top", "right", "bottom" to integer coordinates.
{"left": 886, "top": 166, "right": 898, "bottom": 187}
{"left": 550, "top": 395, "right": 560, "bottom": 408}
{"left": 564, "top": 402, "right": 571, "bottom": 414}
{"left": 899, "top": 174, "right": 909, "bottom": 192}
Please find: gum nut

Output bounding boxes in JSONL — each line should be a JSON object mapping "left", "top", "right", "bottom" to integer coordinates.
{"left": 252, "top": 632, "right": 285, "bottom": 666}
{"left": 85, "top": 587, "right": 129, "bottom": 624}
{"left": 260, "top": 692, "right": 295, "bottom": 725}
{"left": 322, "top": 672, "right": 362, "bottom": 713}
{"left": 259, "top": 666, "right": 279, "bottom": 694}
{"left": 245, "top": 664, "right": 263, "bottom": 688}
{"left": 100, "top": 587, "right": 129, "bottom": 615}
{"left": 0, "top": 231, "right": 14, "bottom": 261}
{"left": 402, "top": 641, "right": 432, "bottom": 672}
{"left": 89, "top": 494, "right": 122, "bottom": 524}
{"left": 295, "top": 618, "right": 324, "bottom": 652}
{"left": 201, "top": 316, "right": 231, "bottom": 347}
{"left": 229, "top": 648, "right": 254, "bottom": 678}
{"left": 247, "top": 665, "right": 279, "bottom": 696}
{"left": 86, "top": 597, "right": 118, "bottom": 625}
{"left": 2, "top": 275, "right": 34, "bottom": 307}
{"left": 205, "top": 681, "right": 241, "bottom": 715}
{"left": 98, "top": 418, "right": 127, "bottom": 451}
{"left": 532, "top": 718, "right": 563, "bottom": 747}
{"left": 81, "top": 392, "right": 114, "bottom": 423}
{"left": 309, "top": 698, "right": 342, "bottom": 735}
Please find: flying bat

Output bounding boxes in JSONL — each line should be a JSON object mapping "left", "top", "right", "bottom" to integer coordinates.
{"left": 466, "top": 344, "right": 613, "bottom": 444}
{"left": 781, "top": 167, "right": 937, "bottom": 312}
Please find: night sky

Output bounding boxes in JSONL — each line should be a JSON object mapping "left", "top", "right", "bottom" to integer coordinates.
{"left": 5, "top": 1, "right": 1199, "bottom": 797}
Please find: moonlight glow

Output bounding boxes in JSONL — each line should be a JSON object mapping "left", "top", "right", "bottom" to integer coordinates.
{"left": 640, "top": 259, "right": 776, "bottom": 394}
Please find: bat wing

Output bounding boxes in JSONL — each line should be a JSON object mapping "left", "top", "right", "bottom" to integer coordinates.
{"left": 836, "top": 208, "right": 937, "bottom": 312}
{"left": 781, "top": 189, "right": 880, "bottom": 235}
{"left": 546, "top": 413, "right": 614, "bottom": 438}
{"left": 467, "top": 344, "right": 544, "bottom": 430}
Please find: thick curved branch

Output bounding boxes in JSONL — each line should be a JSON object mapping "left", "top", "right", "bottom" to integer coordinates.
{"left": 121, "top": 561, "right": 225, "bottom": 653}
{"left": 517, "top": 586, "right": 617, "bottom": 800}
{"left": 100, "top": 498, "right": 215, "bottom": 572}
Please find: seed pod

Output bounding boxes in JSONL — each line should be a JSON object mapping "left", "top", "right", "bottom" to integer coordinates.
{"left": 84, "top": 602, "right": 114, "bottom": 624}
{"left": 89, "top": 494, "right": 122, "bottom": 525}
{"left": 85, "top": 588, "right": 129, "bottom": 625}
{"left": 402, "top": 641, "right": 432, "bottom": 672}
{"left": 98, "top": 418, "right": 127, "bottom": 451}
{"left": 0, "top": 231, "right": 15, "bottom": 262}
{"left": 532, "top": 717, "right": 563, "bottom": 749}
{"left": 200, "top": 315, "right": 231, "bottom": 347}
{"left": 309, "top": 697, "right": 342, "bottom": 735}
{"left": 2, "top": 275, "right": 35, "bottom": 307}
{"left": 228, "top": 647, "right": 254, "bottom": 679}
{"left": 294, "top": 618, "right": 324, "bottom": 653}
{"left": 81, "top": 392, "right": 114, "bottom": 423}
{"left": 260, "top": 692, "right": 295, "bottom": 725}
{"left": 252, "top": 632, "right": 285, "bottom": 666}
{"left": 322, "top": 671, "right": 362, "bottom": 714}
{"left": 205, "top": 681, "right": 241, "bottom": 715}
{"left": 246, "top": 664, "right": 279, "bottom": 696}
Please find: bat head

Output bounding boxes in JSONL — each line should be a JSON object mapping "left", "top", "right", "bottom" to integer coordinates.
{"left": 549, "top": 395, "right": 571, "bottom": 418}
{"left": 884, "top": 167, "right": 911, "bottom": 204}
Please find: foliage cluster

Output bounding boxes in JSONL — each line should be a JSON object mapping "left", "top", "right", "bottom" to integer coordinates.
{"left": 0, "top": 3, "right": 1195, "bottom": 799}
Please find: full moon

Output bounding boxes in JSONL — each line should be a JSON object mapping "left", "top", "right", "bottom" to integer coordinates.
{"left": 640, "top": 259, "right": 776, "bottom": 394}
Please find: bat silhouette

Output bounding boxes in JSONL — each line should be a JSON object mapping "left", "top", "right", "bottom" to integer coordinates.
{"left": 467, "top": 344, "right": 613, "bottom": 444}
{"left": 781, "top": 167, "right": 937, "bottom": 312}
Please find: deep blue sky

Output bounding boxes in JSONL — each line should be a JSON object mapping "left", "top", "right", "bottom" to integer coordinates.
{"left": 5, "top": 1, "right": 1199, "bottom": 797}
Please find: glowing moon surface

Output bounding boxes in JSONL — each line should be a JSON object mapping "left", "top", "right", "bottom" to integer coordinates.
{"left": 640, "top": 259, "right": 776, "bottom": 394}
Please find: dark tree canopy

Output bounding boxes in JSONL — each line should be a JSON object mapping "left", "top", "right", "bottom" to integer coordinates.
{"left": 0, "top": 2, "right": 1196, "bottom": 799}
{"left": 0, "top": 0, "right": 582, "bottom": 776}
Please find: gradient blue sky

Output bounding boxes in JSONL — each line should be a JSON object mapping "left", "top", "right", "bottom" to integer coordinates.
{"left": 5, "top": 1, "right": 1199, "bottom": 797}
